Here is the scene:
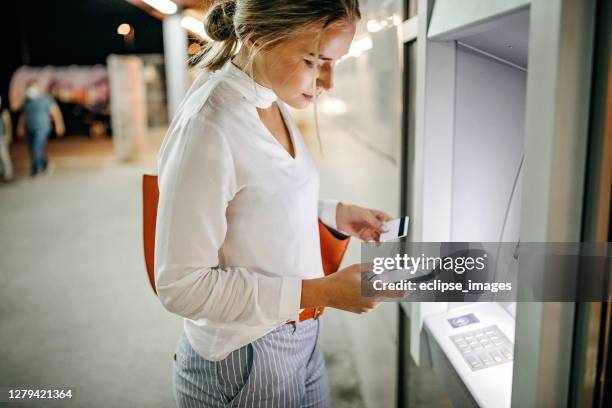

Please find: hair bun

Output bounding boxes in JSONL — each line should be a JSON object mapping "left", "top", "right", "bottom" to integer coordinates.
{"left": 204, "top": 1, "right": 237, "bottom": 42}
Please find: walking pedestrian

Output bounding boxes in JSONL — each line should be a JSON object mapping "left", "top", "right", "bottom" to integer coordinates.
{"left": 17, "top": 80, "right": 65, "bottom": 176}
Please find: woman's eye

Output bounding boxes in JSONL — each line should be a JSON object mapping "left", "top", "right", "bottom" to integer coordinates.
{"left": 303, "top": 59, "right": 314, "bottom": 67}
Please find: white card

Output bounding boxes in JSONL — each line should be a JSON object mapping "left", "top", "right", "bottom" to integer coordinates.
{"left": 380, "top": 217, "right": 409, "bottom": 242}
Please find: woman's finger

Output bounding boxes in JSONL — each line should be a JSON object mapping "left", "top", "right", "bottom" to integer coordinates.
{"left": 364, "top": 210, "right": 384, "bottom": 230}
{"left": 359, "top": 228, "right": 375, "bottom": 242}
{"left": 373, "top": 210, "right": 393, "bottom": 222}
{"left": 359, "top": 228, "right": 384, "bottom": 247}
{"left": 373, "top": 231, "right": 382, "bottom": 247}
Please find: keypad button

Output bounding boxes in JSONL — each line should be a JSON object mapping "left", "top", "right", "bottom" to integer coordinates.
{"left": 490, "top": 351, "right": 504, "bottom": 362}
{"left": 466, "top": 356, "right": 482, "bottom": 369}
{"left": 479, "top": 354, "right": 494, "bottom": 366}
{"left": 451, "top": 325, "right": 514, "bottom": 371}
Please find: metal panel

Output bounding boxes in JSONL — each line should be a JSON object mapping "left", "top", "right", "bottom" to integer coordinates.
{"left": 512, "top": 0, "right": 597, "bottom": 406}
{"left": 451, "top": 45, "right": 526, "bottom": 243}
{"left": 428, "top": 0, "right": 530, "bottom": 41}
{"left": 407, "top": 0, "right": 455, "bottom": 368}
{"left": 571, "top": 1, "right": 612, "bottom": 405}
{"left": 401, "top": 16, "right": 419, "bottom": 43}
{"left": 458, "top": 9, "right": 530, "bottom": 70}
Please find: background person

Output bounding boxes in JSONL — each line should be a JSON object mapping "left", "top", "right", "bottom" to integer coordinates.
{"left": 16, "top": 80, "right": 65, "bottom": 176}
{"left": 0, "top": 95, "right": 14, "bottom": 182}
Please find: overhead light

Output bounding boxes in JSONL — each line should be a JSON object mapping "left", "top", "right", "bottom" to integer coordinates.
{"left": 187, "top": 43, "right": 201, "bottom": 55}
{"left": 142, "top": 0, "right": 177, "bottom": 15}
{"left": 181, "top": 15, "right": 211, "bottom": 41}
{"left": 367, "top": 19, "right": 383, "bottom": 33}
{"left": 367, "top": 14, "right": 403, "bottom": 33}
{"left": 320, "top": 97, "right": 348, "bottom": 115}
{"left": 117, "top": 23, "right": 131, "bottom": 35}
{"left": 337, "top": 36, "right": 373, "bottom": 63}
{"left": 348, "top": 36, "right": 373, "bottom": 56}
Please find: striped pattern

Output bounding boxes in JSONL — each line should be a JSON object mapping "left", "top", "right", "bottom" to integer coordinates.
{"left": 174, "top": 319, "right": 330, "bottom": 407}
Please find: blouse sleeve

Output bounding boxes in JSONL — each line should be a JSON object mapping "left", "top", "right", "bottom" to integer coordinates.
{"left": 318, "top": 199, "right": 339, "bottom": 230}
{"left": 154, "top": 116, "right": 302, "bottom": 325}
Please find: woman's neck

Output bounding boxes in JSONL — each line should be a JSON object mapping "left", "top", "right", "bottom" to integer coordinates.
{"left": 232, "top": 50, "right": 271, "bottom": 92}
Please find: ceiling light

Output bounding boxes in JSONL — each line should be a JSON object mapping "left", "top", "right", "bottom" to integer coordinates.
{"left": 348, "top": 37, "right": 373, "bottom": 57}
{"left": 181, "top": 15, "right": 211, "bottom": 41}
{"left": 142, "top": 0, "right": 177, "bottom": 15}
{"left": 320, "top": 97, "right": 348, "bottom": 115}
{"left": 367, "top": 19, "right": 383, "bottom": 33}
{"left": 117, "top": 23, "right": 131, "bottom": 35}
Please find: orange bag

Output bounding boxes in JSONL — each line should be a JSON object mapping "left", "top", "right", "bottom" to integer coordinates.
{"left": 142, "top": 174, "right": 350, "bottom": 295}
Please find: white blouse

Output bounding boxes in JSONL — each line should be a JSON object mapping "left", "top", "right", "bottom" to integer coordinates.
{"left": 155, "top": 60, "right": 339, "bottom": 361}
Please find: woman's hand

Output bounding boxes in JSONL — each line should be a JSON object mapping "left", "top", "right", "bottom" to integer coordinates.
{"left": 336, "top": 202, "right": 392, "bottom": 242}
{"left": 301, "top": 264, "right": 380, "bottom": 314}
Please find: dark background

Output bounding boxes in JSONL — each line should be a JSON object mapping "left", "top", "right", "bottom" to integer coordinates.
{"left": 0, "top": 0, "right": 164, "bottom": 109}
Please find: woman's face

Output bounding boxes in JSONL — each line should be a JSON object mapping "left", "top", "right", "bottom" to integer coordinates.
{"left": 254, "top": 21, "right": 357, "bottom": 109}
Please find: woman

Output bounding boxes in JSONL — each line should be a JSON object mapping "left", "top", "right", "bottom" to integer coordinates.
{"left": 155, "top": 1, "right": 391, "bottom": 406}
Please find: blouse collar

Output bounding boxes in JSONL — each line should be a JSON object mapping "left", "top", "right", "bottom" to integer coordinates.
{"left": 220, "top": 60, "right": 277, "bottom": 109}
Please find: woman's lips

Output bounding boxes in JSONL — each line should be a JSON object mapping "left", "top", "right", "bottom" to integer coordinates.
{"left": 303, "top": 92, "right": 322, "bottom": 102}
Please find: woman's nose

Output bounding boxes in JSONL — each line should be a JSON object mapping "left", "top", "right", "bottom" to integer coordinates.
{"left": 317, "top": 65, "right": 334, "bottom": 91}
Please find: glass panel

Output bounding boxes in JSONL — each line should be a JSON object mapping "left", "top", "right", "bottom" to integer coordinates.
{"left": 305, "top": 1, "right": 404, "bottom": 407}
{"left": 316, "top": 0, "right": 403, "bottom": 167}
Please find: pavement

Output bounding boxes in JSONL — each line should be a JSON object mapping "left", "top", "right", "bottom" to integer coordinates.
{"left": 0, "top": 135, "right": 372, "bottom": 407}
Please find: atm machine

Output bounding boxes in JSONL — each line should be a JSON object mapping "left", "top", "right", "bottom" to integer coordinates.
{"left": 399, "top": 0, "right": 602, "bottom": 407}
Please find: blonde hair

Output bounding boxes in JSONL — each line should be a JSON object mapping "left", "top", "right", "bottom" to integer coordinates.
{"left": 197, "top": 0, "right": 360, "bottom": 71}
{"left": 195, "top": 0, "right": 361, "bottom": 152}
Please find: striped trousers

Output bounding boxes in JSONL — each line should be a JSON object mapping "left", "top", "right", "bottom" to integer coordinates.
{"left": 173, "top": 318, "right": 330, "bottom": 407}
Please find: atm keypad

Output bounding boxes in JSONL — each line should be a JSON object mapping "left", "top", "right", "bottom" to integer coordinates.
{"left": 449, "top": 325, "right": 514, "bottom": 371}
